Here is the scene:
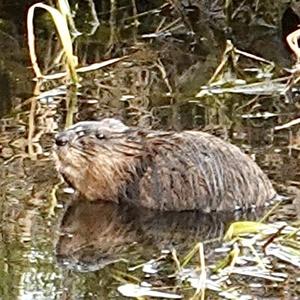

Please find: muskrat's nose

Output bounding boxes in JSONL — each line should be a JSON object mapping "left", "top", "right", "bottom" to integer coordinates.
{"left": 55, "top": 133, "right": 69, "bottom": 146}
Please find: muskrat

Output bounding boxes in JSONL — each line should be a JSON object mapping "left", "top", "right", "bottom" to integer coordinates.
{"left": 54, "top": 118, "right": 277, "bottom": 212}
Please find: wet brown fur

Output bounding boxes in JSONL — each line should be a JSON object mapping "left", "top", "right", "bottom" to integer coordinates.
{"left": 54, "top": 118, "right": 276, "bottom": 212}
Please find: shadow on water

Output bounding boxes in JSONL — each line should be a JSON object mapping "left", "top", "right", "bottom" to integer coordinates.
{"left": 0, "top": 0, "right": 300, "bottom": 299}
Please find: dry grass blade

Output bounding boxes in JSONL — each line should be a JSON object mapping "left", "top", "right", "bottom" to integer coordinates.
{"left": 36, "top": 56, "right": 128, "bottom": 81}
{"left": 213, "top": 243, "right": 240, "bottom": 273}
{"left": 27, "top": 2, "right": 78, "bottom": 83}
{"left": 191, "top": 243, "right": 206, "bottom": 300}
{"left": 57, "top": 0, "right": 80, "bottom": 37}
{"left": 224, "top": 221, "right": 269, "bottom": 241}
{"left": 207, "top": 39, "right": 234, "bottom": 85}
{"left": 274, "top": 118, "right": 300, "bottom": 131}
{"left": 286, "top": 29, "right": 300, "bottom": 64}
{"left": 172, "top": 248, "right": 181, "bottom": 271}
{"left": 181, "top": 243, "right": 200, "bottom": 268}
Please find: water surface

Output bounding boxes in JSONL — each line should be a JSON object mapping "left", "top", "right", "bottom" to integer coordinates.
{"left": 0, "top": 1, "right": 300, "bottom": 299}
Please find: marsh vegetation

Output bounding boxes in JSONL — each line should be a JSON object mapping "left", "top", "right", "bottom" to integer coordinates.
{"left": 0, "top": 0, "right": 300, "bottom": 299}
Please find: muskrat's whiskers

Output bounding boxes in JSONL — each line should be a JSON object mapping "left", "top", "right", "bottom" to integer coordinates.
{"left": 71, "top": 146, "right": 94, "bottom": 161}
{"left": 113, "top": 148, "right": 139, "bottom": 156}
{"left": 119, "top": 141, "right": 143, "bottom": 151}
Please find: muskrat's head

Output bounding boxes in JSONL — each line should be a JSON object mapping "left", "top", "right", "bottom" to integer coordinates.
{"left": 53, "top": 118, "right": 143, "bottom": 201}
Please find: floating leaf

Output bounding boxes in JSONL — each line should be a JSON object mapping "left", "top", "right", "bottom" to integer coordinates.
{"left": 117, "top": 283, "right": 182, "bottom": 299}
{"left": 224, "top": 221, "right": 269, "bottom": 241}
{"left": 266, "top": 243, "right": 300, "bottom": 267}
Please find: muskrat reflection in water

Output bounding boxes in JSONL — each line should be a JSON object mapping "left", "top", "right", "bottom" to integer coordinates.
{"left": 56, "top": 200, "right": 265, "bottom": 271}
{"left": 54, "top": 118, "right": 277, "bottom": 212}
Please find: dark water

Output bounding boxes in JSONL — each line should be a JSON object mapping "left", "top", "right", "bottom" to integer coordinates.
{"left": 0, "top": 1, "right": 300, "bottom": 299}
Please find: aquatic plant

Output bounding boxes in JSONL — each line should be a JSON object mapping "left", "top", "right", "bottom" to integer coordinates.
{"left": 27, "top": 1, "right": 78, "bottom": 84}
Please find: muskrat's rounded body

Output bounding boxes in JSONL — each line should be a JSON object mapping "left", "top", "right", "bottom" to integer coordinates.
{"left": 54, "top": 118, "right": 276, "bottom": 212}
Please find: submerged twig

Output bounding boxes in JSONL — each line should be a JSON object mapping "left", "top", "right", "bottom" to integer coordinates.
{"left": 27, "top": 97, "right": 37, "bottom": 158}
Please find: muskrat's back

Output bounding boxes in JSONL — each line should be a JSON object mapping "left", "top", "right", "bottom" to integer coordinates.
{"left": 54, "top": 118, "right": 276, "bottom": 212}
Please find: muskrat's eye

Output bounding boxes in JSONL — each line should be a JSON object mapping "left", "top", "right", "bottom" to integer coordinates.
{"left": 96, "top": 132, "right": 105, "bottom": 140}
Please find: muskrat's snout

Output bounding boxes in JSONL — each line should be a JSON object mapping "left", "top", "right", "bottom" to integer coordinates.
{"left": 55, "top": 132, "right": 69, "bottom": 147}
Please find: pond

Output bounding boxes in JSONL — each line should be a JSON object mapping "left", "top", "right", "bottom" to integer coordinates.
{"left": 0, "top": 1, "right": 300, "bottom": 299}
